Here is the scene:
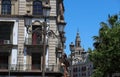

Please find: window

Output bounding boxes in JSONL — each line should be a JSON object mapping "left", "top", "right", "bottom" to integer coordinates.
{"left": 82, "top": 73, "right": 86, "bottom": 76}
{"left": 79, "top": 67, "right": 80, "bottom": 72}
{"left": 33, "top": 0, "right": 43, "bottom": 15}
{"left": 1, "top": 0, "right": 11, "bottom": 15}
{"left": 79, "top": 50, "right": 80, "bottom": 55}
{"left": 82, "top": 66, "right": 86, "bottom": 71}
{"left": 78, "top": 42, "right": 80, "bottom": 47}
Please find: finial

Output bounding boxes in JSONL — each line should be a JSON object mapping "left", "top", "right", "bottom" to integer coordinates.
{"left": 77, "top": 28, "right": 79, "bottom": 33}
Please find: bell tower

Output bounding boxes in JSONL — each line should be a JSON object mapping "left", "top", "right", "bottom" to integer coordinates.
{"left": 75, "top": 32, "right": 81, "bottom": 47}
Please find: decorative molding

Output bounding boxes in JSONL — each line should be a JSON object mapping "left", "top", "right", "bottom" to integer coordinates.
{"left": 26, "top": 3, "right": 32, "bottom": 6}
{"left": 32, "top": 20, "right": 42, "bottom": 25}
{"left": 0, "top": 15, "right": 57, "bottom": 19}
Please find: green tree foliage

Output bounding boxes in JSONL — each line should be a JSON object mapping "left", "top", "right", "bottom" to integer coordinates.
{"left": 89, "top": 14, "right": 120, "bottom": 77}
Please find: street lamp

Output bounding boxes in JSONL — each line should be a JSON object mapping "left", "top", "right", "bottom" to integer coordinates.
{"left": 24, "top": 5, "right": 50, "bottom": 77}
{"left": 57, "top": 19, "right": 68, "bottom": 77}
{"left": 69, "top": 42, "right": 75, "bottom": 52}
{"left": 57, "top": 21, "right": 66, "bottom": 53}
{"left": 57, "top": 21, "right": 66, "bottom": 34}
{"left": 69, "top": 42, "right": 75, "bottom": 60}
{"left": 56, "top": 48, "right": 62, "bottom": 58}
{"left": 69, "top": 42, "right": 75, "bottom": 77}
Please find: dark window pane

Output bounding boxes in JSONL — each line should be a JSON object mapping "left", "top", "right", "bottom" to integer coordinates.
{"left": 33, "top": 1, "right": 43, "bottom": 15}
{"left": 1, "top": 0, "right": 11, "bottom": 15}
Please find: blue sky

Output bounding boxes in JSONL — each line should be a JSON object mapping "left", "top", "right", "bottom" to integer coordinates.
{"left": 64, "top": 0, "right": 120, "bottom": 55}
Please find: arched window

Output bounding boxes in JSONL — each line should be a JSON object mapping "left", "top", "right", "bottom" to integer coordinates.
{"left": 33, "top": 0, "right": 43, "bottom": 15}
{"left": 1, "top": 0, "right": 11, "bottom": 15}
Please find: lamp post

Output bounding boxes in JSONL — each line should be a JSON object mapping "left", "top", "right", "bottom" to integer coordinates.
{"left": 57, "top": 21, "right": 66, "bottom": 63}
{"left": 57, "top": 21, "right": 72, "bottom": 77}
{"left": 42, "top": 6, "right": 50, "bottom": 77}
{"left": 69, "top": 42, "right": 75, "bottom": 77}
{"left": 24, "top": 6, "right": 50, "bottom": 77}
{"left": 57, "top": 22, "right": 66, "bottom": 45}
{"left": 57, "top": 46, "right": 68, "bottom": 77}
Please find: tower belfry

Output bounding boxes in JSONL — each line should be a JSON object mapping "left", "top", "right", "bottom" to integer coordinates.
{"left": 75, "top": 32, "right": 81, "bottom": 47}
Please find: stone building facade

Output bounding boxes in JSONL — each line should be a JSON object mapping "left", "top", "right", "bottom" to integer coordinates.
{"left": 0, "top": 0, "right": 66, "bottom": 77}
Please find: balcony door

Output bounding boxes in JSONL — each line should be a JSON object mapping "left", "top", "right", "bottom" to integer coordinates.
{"left": 0, "top": 52, "right": 8, "bottom": 70}
{"left": 32, "top": 25, "right": 42, "bottom": 45}
{"left": 32, "top": 53, "right": 41, "bottom": 70}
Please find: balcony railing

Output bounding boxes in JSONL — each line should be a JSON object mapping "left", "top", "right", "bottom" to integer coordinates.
{"left": 25, "top": 38, "right": 48, "bottom": 45}
{"left": 0, "top": 40, "right": 11, "bottom": 45}
{"left": 0, "top": 64, "right": 8, "bottom": 69}
{"left": 0, "top": 64, "right": 63, "bottom": 72}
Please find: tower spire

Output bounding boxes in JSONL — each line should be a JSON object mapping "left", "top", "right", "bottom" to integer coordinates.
{"left": 77, "top": 28, "right": 79, "bottom": 33}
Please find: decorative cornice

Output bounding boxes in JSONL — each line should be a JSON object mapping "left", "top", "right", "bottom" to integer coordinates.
{"left": 0, "top": 15, "right": 57, "bottom": 19}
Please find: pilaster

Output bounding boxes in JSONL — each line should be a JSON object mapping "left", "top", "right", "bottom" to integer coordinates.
{"left": 18, "top": 0, "right": 26, "bottom": 15}
{"left": 17, "top": 19, "right": 25, "bottom": 71}
{"left": 16, "top": 0, "right": 26, "bottom": 71}
{"left": 48, "top": 19, "right": 58, "bottom": 65}
{"left": 50, "top": 0, "right": 57, "bottom": 16}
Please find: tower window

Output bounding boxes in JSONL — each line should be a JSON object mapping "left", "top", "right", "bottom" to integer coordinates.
{"left": 78, "top": 42, "right": 80, "bottom": 47}
{"left": 1, "top": 0, "right": 11, "bottom": 15}
{"left": 33, "top": 0, "right": 43, "bottom": 15}
{"left": 79, "top": 51, "right": 80, "bottom": 55}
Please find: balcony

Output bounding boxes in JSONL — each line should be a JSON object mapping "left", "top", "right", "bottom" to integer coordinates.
{"left": 0, "top": 40, "right": 11, "bottom": 44}
{"left": 0, "top": 64, "right": 63, "bottom": 76}
{"left": 0, "top": 40, "right": 13, "bottom": 51}
{"left": 0, "top": 64, "right": 8, "bottom": 70}
{"left": 24, "top": 38, "right": 48, "bottom": 52}
{"left": 25, "top": 38, "right": 48, "bottom": 45}
{"left": 0, "top": 64, "right": 62, "bottom": 72}
{"left": 25, "top": 38, "right": 41, "bottom": 45}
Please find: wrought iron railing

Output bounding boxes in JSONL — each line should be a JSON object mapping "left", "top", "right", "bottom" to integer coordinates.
{"left": 25, "top": 38, "right": 48, "bottom": 45}
{"left": 0, "top": 64, "right": 8, "bottom": 69}
{"left": 0, "top": 40, "right": 11, "bottom": 45}
{"left": 0, "top": 64, "right": 62, "bottom": 72}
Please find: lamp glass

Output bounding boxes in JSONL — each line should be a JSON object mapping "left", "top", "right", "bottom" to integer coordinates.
{"left": 58, "top": 24, "right": 65, "bottom": 32}
{"left": 69, "top": 42, "right": 75, "bottom": 51}
{"left": 43, "top": 8, "right": 50, "bottom": 17}
{"left": 24, "top": 15, "right": 32, "bottom": 28}
{"left": 57, "top": 49, "right": 62, "bottom": 58}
